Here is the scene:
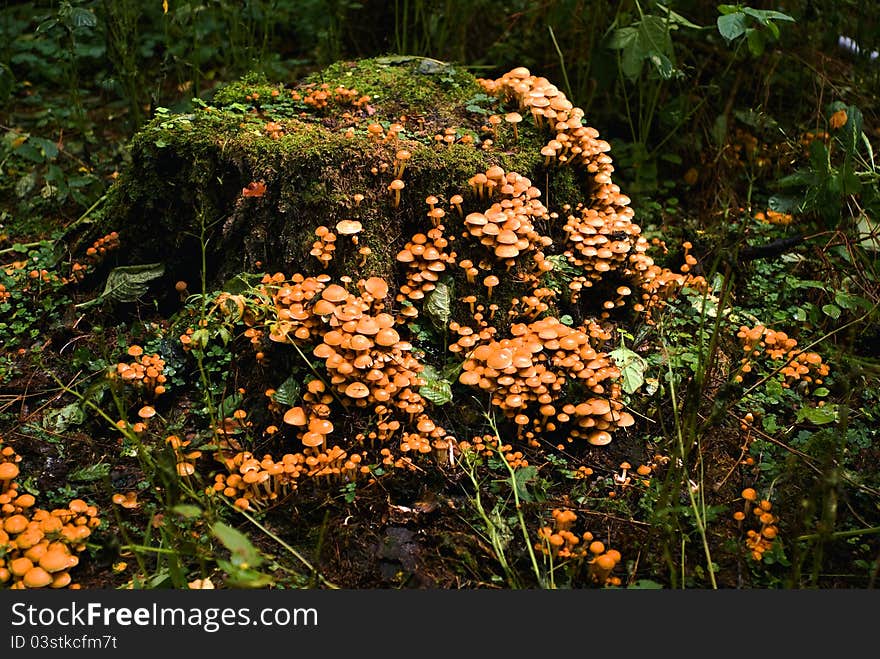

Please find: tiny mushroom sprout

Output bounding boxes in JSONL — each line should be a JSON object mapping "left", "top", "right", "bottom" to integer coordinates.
{"left": 505, "top": 112, "right": 522, "bottom": 142}
{"left": 394, "top": 149, "right": 412, "bottom": 178}
{"left": 388, "top": 179, "right": 405, "bottom": 208}
{"left": 483, "top": 275, "right": 499, "bottom": 299}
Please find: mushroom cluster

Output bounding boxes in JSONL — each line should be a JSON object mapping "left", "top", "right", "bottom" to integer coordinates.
{"left": 457, "top": 434, "right": 530, "bottom": 469}
{"left": 256, "top": 273, "right": 453, "bottom": 461}
{"left": 736, "top": 325, "right": 829, "bottom": 388}
{"left": 735, "top": 489, "right": 779, "bottom": 562}
{"left": 534, "top": 507, "right": 623, "bottom": 586}
{"left": 165, "top": 434, "right": 203, "bottom": 477}
{"left": 457, "top": 317, "right": 633, "bottom": 446}
{"left": 66, "top": 231, "right": 121, "bottom": 283}
{"left": 209, "top": 446, "right": 368, "bottom": 511}
{"left": 1, "top": 439, "right": 99, "bottom": 589}
{"left": 475, "top": 67, "right": 712, "bottom": 320}
{"left": 395, "top": 226, "right": 456, "bottom": 303}
{"left": 462, "top": 166, "right": 553, "bottom": 273}
{"left": 111, "top": 345, "right": 168, "bottom": 398}
{"left": 310, "top": 225, "right": 337, "bottom": 269}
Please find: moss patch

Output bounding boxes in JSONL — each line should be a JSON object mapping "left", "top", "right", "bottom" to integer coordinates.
{"left": 91, "top": 57, "right": 591, "bottom": 296}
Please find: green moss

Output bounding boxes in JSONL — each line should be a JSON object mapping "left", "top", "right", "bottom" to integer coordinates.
{"left": 91, "top": 57, "right": 595, "bottom": 296}
{"left": 306, "top": 57, "right": 482, "bottom": 115}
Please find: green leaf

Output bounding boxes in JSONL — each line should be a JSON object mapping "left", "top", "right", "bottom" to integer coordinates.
{"left": 746, "top": 28, "right": 765, "bottom": 56}
{"left": 512, "top": 465, "right": 538, "bottom": 503}
{"left": 211, "top": 521, "right": 264, "bottom": 568}
{"left": 31, "top": 137, "right": 59, "bottom": 160}
{"left": 273, "top": 375, "right": 301, "bottom": 407}
{"left": 768, "top": 195, "right": 797, "bottom": 213}
{"left": 217, "top": 392, "right": 243, "bottom": 419}
{"left": 172, "top": 504, "right": 203, "bottom": 519}
{"left": 424, "top": 281, "right": 451, "bottom": 331}
{"left": 717, "top": 12, "right": 747, "bottom": 41}
{"left": 216, "top": 560, "right": 275, "bottom": 588}
{"left": 765, "top": 378, "right": 784, "bottom": 401}
{"left": 639, "top": 15, "right": 674, "bottom": 58}
{"left": 44, "top": 402, "right": 84, "bottom": 433}
{"left": 839, "top": 105, "right": 864, "bottom": 157}
{"left": 711, "top": 113, "right": 728, "bottom": 147}
{"left": 419, "top": 365, "right": 453, "bottom": 406}
{"left": 609, "top": 346, "right": 648, "bottom": 394}
{"left": 797, "top": 404, "right": 838, "bottom": 425}
{"left": 69, "top": 462, "right": 111, "bottom": 482}
{"left": 742, "top": 8, "right": 795, "bottom": 24}
{"left": 821, "top": 303, "right": 841, "bottom": 319}
{"left": 812, "top": 387, "right": 830, "bottom": 398}
{"left": 656, "top": 4, "right": 702, "bottom": 30}
{"left": 627, "top": 579, "right": 665, "bottom": 589}
{"left": 65, "top": 7, "right": 98, "bottom": 29}
{"left": 607, "top": 26, "right": 639, "bottom": 50}
{"left": 78, "top": 263, "right": 165, "bottom": 308}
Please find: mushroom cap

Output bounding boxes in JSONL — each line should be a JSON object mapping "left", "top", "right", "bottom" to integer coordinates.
{"left": 483, "top": 275, "right": 500, "bottom": 287}
{"left": 388, "top": 179, "right": 405, "bottom": 191}
{"left": 137, "top": 405, "right": 156, "bottom": 420}
{"left": 363, "top": 277, "right": 389, "bottom": 299}
{"left": 375, "top": 327, "right": 401, "bottom": 347}
{"left": 345, "top": 382, "right": 370, "bottom": 399}
{"left": 505, "top": 112, "right": 523, "bottom": 123}
{"left": 308, "top": 418, "right": 334, "bottom": 435}
{"left": 301, "top": 432, "right": 325, "bottom": 448}
{"left": 336, "top": 219, "right": 363, "bottom": 235}
{"left": 588, "top": 430, "right": 613, "bottom": 446}
{"left": 283, "top": 406, "right": 308, "bottom": 426}
{"left": 494, "top": 244, "right": 520, "bottom": 259}
{"left": 4, "top": 514, "right": 28, "bottom": 534}
{"left": 0, "top": 462, "right": 20, "bottom": 481}
{"left": 23, "top": 566, "right": 53, "bottom": 588}
{"left": 321, "top": 284, "right": 349, "bottom": 303}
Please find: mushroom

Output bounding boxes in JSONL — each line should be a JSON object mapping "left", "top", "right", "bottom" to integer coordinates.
{"left": 394, "top": 149, "right": 412, "bottom": 178}
{"left": 483, "top": 275, "right": 499, "bottom": 299}
{"left": 336, "top": 220, "right": 363, "bottom": 244}
{"left": 505, "top": 112, "right": 522, "bottom": 142}
{"left": 388, "top": 179, "right": 405, "bottom": 208}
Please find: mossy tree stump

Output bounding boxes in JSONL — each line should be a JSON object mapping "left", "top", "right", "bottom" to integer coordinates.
{"left": 98, "top": 57, "right": 587, "bottom": 297}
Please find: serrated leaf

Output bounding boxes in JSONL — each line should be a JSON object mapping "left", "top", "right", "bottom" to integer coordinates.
{"left": 273, "top": 375, "right": 301, "bottom": 406}
{"left": 79, "top": 263, "right": 165, "bottom": 308}
{"left": 211, "top": 521, "right": 264, "bottom": 568}
{"left": 419, "top": 365, "right": 453, "bottom": 406}
{"left": 610, "top": 346, "right": 648, "bottom": 394}
{"left": 66, "top": 7, "right": 98, "bottom": 29}
{"left": 424, "top": 281, "right": 451, "bottom": 330}
{"left": 69, "top": 462, "right": 111, "bottom": 482}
